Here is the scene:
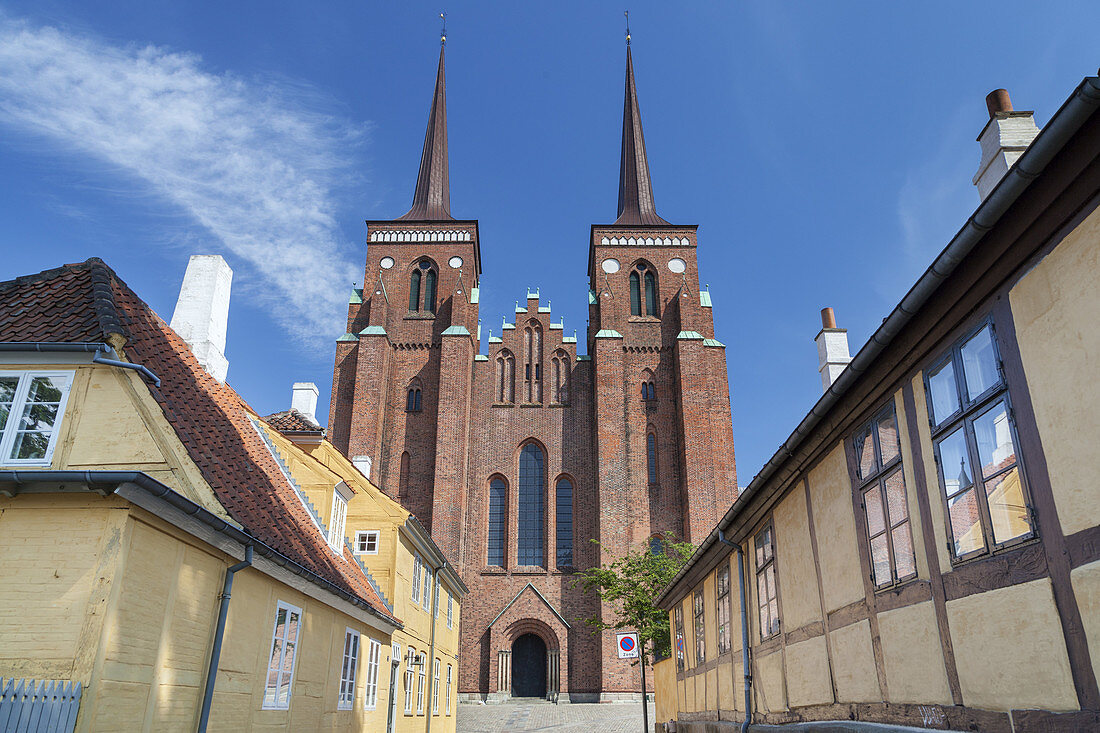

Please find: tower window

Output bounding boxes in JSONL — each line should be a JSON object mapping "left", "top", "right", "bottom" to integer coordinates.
{"left": 488, "top": 478, "right": 507, "bottom": 566}
{"left": 406, "top": 387, "right": 422, "bottom": 412}
{"left": 629, "top": 271, "right": 641, "bottom": 316}
{"left": 517, "top": 444, "right": 545, "bottom": 566}
{"left": 630, "top": 264, "right": 658, "bottom": 316}
{"left": 555, "top": 478, "right": 573, "bottom": 567}
{"left": 644, "top": 271, "right": 657, "bottom": 315}
{"left": 423, "top": 268, "right": 437, "bottom": 313}
{"left": 647, "top": 431, "right": 658, "bottom": 485}
{"left": 642, "top": 380, "right": 656, "bottom": 401}
{"left": 409, "top": 269, "right": 422, "bottom": 311}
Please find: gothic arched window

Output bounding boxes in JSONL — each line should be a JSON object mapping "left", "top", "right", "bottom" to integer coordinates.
{"left": 517, "top": 443, "right": 545, "bottom": 566}
{"left": 641, "top": 371, "right": 656, "bottom": 401}
{"left": 644, "top": 271, "right": 657, "bottom": 315}
{"left": 647, "top": 431, "right": 658, "bottom": 485}
{"left": 488, "top": 477, "right": 507, "bottom": 567}
{"left": 406, "top": 387, "right": 422, "bottom": 412}
{"left": 423, "top": 268, "right": 437, "bottom": 313}
{"left": 555, "top": 478, "right": 574, "bottom": 567}
{"left": 409, "top": 269, "right": 422, "bottom": 312}
{"left": 551, "top": 350, "right": 569, "bottom": 404}
{"left": 523, "top": 323, "right": 542, "bottom": 403}
{"left": 495, "top": 350, "right": 515, "bottom": 403}
{"left": 629, "top": 271, "right": 641, "bottom": 316}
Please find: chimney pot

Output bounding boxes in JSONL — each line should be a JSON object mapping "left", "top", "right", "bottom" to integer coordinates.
{"left": 291, "top": 382, "right": 319, "bottom": 425}
{"left": 986, "top": 88, "right": 1013, "bottom": 118}
{"left": 170, "top": 255, "right": 232, "bottom": 382}
{"left": 821, "top": 307, "right": 837, "bottom": 330}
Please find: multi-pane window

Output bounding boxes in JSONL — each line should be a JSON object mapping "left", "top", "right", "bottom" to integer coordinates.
{"left": 412, "top": 555, "right": 422, "bottom": 604}
{"left": 355, "top": 530, "right": 379, "bottom": 554}
{"left": 0, "top": 372, "right": 74, "bottom": 465}
{"left": 338, "top": 628, "right": 360, "bottom": 710}
{"left": 409, "top": 269, "right": 421, "bottom": 311}
{"left": 674, "top": 604, "right": 685, "bottom": 671}
{"left": 641, "top": 380, "right": 656, "bottom": 401}
{"left": 447, "top": 591, "right": 453, "bottom": 628}
{"left": 647, "top": 432, "right": 658, "bottom": 484}
{"left": 416, "top": 655, "right": 426, "bottom": 714}
{"left": 853, "top": 404, "right": 917, "bottom": 588}
{"left": 263, "top": 601, "right": 302, "bottom": 709}
{"left": 629, "top": 264, "right": 658, "bottom": 316}
{"left": 409, "top": 261, "right": 436, "bottom": 313}
{"left": 555, "top": 478, "right": 573, "bottom": 567}
{"left": 432, "top": 658, "right": 440, "bottom": 714}
{"left": 755, "top": 525, "right": 780, "bottom": 640}
{"left": 422, "top": 268, "right": 437, "bottom": 313}
{"left": 517, "top": 444, "right": 545, "bottom": 566}
{"left": 327, "top": 492, "right": 348, "bottom": 551}
{"left": 716, "top": 565, "right": 731, "bottom": 654}
{"left": 404, "top": 648, "right": 415, "bottom": 714}
{"left": 364, "top": 638, "right": 381, "bottom": 710}
{"left": 446, "top": 664, "right": 453, "bottom": 715}
{"left": 927, "top": 323, "right": 1033, "bottom": 560}
{"left": 433, "top": 579, "right": 439, "bottom": 617}
{"left": 406, "top": 387, "right": 422, "bottom": 412}
{"left": 488, "top": 478, "right": 507, "bottom": 566}
{"left": 422, "top": 566, "right": 431, "bottom": 611}
{"left": 692, "top": 589, "right": 705, "bottom": 665}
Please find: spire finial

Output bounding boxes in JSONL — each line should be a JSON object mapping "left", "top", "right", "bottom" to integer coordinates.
{"left": 440, "top": 12, "right": 447, "bottom": 45}
{"left": 624, "top": 10, "right": 631, "bottom": 47}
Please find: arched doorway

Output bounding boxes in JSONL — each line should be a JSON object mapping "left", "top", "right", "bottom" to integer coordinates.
{"left": 511, "top": 633, "right": 547, "bottom": 698}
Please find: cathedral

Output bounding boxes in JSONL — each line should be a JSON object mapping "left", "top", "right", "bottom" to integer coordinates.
{"left": 327, "top": 41, "right": 738, "bottom": 702}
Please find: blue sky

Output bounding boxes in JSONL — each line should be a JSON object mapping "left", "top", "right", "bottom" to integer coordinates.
{"left": 1, "top": 2, "right": 1097, "bottom": 485}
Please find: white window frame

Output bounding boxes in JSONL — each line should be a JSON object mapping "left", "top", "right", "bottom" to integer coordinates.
{"left": 364, "top": 637, "right": 381, "bottom": 710}
{"left": 433, "top": 580, "right": 439, "bottom": 617}
{"left": 327, "top": 484, "right": 352, "bottom": 552}
{"left": 404, "top": 648, "right": 415, "bottom": 714}
{"left": 422, "top": 569, "right": 431, "bottom": 611}
{"left": 355, "top": 529, "right": 380, "bottom": 555}
{"left": 262, "top": 600, "right": 302, "bottom": 710}
{"left": 412, "top": 555, "right": 422, "bottom": 604}
{"left": 446, "top": 664, "right": 452, "bottom": 715}
{"left": 338, "top": 627, "right": 360, "bottom": 710}
{"left": 432, "top": 658, "right": 440, "bottom": 714}
{"left": 447, "top": 591, "right": 453, "bottom": 629}
{"left": 0, "top": 371, "right": 74, "bottom": 467}
{"left": 416, "top": 655, "right": 426, "bottom": 715}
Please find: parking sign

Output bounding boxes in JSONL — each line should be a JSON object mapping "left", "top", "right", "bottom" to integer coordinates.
{"left": 616, "top": 632, "right": 639, "bottom": 659}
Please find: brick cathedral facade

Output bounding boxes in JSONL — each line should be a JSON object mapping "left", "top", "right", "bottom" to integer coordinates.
{"left": 328, "top": 43, "right": 738, "bottom": 701}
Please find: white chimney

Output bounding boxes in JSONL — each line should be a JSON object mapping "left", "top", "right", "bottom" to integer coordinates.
{"left": 816, "top": 307, "right": 851, "bottom": 392}
{"left": 973, "top": 89, "right": 1040, "bottom": 201}
{"left": 291, "top": 382, "right": 319, "bottom": 425}
{"left": 170, "top": 255, "right": 232, "bottom": 382}
{"left": 352, "top": 455, "right": 373, "bottom": 481}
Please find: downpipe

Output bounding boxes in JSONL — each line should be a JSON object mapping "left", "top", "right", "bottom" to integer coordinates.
{"left": 197, "top": 545, "right": 253, "bottom": 733}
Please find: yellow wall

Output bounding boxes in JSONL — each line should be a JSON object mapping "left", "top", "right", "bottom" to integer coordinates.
{"left": 772, "top": 486, "right": 820, "bottom": 632}
{"left": 877, "top": 601, "right": 951, "bottom": 705}
{"left": 653, "top": 658, "right": 677, "bottom": 724}
{"left": 806, "top": 446, "right": 864, "bottom": 613}
{"left": 1009, "top": 204, "right": 1100, "bottom": 536}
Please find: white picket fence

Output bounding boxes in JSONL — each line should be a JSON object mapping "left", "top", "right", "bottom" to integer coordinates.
{"left": 0, "top": 679, "right": 82, "bottom": 733}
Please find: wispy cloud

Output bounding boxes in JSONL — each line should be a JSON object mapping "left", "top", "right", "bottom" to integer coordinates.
{"left": 0, "top": 14, "right": 362, "bottom": 343}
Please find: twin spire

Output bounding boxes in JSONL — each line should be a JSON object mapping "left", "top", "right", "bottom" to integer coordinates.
{"left": 398, "top": 40, "right": 665, "bottom": 225}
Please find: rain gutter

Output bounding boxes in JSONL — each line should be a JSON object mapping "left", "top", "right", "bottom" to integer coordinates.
{"left": 0, "top": 342, "right": 161, "bottom": 386}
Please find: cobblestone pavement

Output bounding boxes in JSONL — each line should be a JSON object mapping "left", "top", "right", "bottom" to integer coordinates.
{"left": 457, "top": 701, "right": 655, "bottom": 732}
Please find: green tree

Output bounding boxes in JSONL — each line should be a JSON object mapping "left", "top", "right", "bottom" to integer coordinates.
{"left": 572, "top": 536, "right": 696, "bottom": 665}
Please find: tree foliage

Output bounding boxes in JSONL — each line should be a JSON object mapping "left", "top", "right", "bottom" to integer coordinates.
{"left": 572, "top": 537, "right": 696, "bottom": 665}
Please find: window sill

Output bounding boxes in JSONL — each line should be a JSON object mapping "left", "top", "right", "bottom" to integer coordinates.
{"left": 481, "top": 566, "right": 508, "bottom": 575}
{"left": 519, "top": 402, "right": 542, "bottom": 408}
{"left": 947, "top": 535, "right": 1040, "bottom": 569}
{"left": 548, "top": 402, "right": 569, "bottom": 408}
{"left": 491, "top": 403, "right": 515, "bottom": 408}
{"left": 404, "top": 312, "right": 436, "bottom": 320}
{"left": 628, "top": 316, "right": 660, "bottom": 324}
{"left": 512, "top": 566, "right": 548, "bottom": 575}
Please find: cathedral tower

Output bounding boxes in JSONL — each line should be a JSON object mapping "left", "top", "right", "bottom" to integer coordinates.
{"left": 328, "top": 40, "right": 737, "bottom": 703}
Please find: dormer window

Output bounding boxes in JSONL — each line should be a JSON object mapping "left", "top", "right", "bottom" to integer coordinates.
{"left": 0, "top": 372, "right": 74, "bottom": 466}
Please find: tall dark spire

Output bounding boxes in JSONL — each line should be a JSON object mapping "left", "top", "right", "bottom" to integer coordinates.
{"left": 615, "top": 47, "right": 667, "bottom": 226}
{"left": 398, "top": 44, "right": 452, "bottom": 221}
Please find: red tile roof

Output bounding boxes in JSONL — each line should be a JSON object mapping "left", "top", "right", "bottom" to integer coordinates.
{"left": 0, "top": 259, "right": 399, "bottom": 626}
{"left": 264, "top": 408, "right": 324, "bottom": 435}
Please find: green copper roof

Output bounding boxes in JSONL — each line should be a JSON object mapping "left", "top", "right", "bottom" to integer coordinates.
{"left": 562, "top": 336, "right": 576, "bottom": 344}
{"left": 576, "top": 355, "right": 592, "bottom": 361}
{"left": 441, "top": 325, "right": 470, "bottom": 336}
{"left": 359, "top": 325, "right": 387, "bottom": 336}
{"left": 474, "top": 354, "right": 489, "bottom": 362}
{"left": 699, "top": 290, "right": 712, "bottom": 308}
{"left": 336, "top": 332, "right": 357, "bottom": 342}
{"left": 677, "top": 330, "right": 705, "bottom": 340}
{"left": 594, "top": 329, "right": 623, "bottom": 339}
{"left": 703, "top": 338, "right": 726, "bottom": 348}
{"left": 488, "top": 336, "right": 503, "bottom": 343}
{"left": 589, "top": 289, "right": 598, "bottom": 305}
{"left": 469, "top": 287, "right": 479, "bottom": 304}
{"left": 349, "top": 288, "right": 363, "bottom": 304}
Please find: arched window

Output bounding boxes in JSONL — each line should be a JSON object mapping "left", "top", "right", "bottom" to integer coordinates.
{"left": 523, "top": 323, "right": 542, "bottom": 403}
{"left": 409, "top": 269, "right": 422, "bottom": 312}
{"left": 629, "top": 271, "right": 641, "bottom": 316}
{"left": 551, "top": 350, "right": 569, "bottom": 404}
{"left": 647, "top": 431, "right": 658, "bottom": 485}
{"left": 518, "top": 444, "right": 545, "bottom": 566}
{"left": 644, "top": 271, "right": 657, "bottom": 315}
{"left": 495, "top": 350, "right": 515, "bottom": 403}
{"left": 423, "top": 268, "right": 437, "bottom": 313}
{"left": 399, "top": 451, "right": 410, "bottom": 497}
{"left": 555, "top": 478, "right": 573, "bottom": 567}
{"left": 641, "top": 371, "right": 656, "bottom": 401}
{"left": 488, "top": 477, "right": 507, "bottom": 566}
{"left": 406, "top": 387, "right": 422, "bottom": 412}
{"left": 649, "top": 535, "right": 664, "bottom": 555}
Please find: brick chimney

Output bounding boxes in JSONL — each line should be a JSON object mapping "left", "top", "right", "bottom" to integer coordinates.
{"left": 291, "top": 382, "right": 319, "bottom": 424}
{"left": 973, "top": 89, "right": 1040, "bottom": 201}
{"left": 815, "top": 307, "right": 851, "bottom": 392}
{"left": 170, "top": 255, "right": 232, "bottom": 382}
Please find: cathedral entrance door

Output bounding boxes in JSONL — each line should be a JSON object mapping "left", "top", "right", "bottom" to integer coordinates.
{"left": 511, "top": 633, "right": 547, "bottom": 698}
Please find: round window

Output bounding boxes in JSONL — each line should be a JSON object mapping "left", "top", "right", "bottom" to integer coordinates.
{"left": 379, "top": 256, "right": 395, "bottom": 270}
{"left": 448, "top": 256, "right": 463, "bottom": 269}
{"left": 418, "top": 261, "right": 432, "bottom": 270}
{"left": 667, "top": 258, "right": 686, "bottom": 274}
{"left": 601, "top": 258, "right": 620, "bottom": 274}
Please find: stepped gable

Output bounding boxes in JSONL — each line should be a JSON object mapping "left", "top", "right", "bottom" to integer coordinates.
{"left": 0, "top": 258, "right": 399, "bottom": 627}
